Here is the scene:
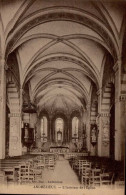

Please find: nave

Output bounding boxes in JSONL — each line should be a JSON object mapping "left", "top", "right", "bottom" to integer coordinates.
{"left": 42, "top": 155, "right": 80, "bottom": 185}
{"left": 0, "top": 1, "right": 126, "bottom": 193}
{"left": 0, "top": 153, "right": 124, "bottom": 188}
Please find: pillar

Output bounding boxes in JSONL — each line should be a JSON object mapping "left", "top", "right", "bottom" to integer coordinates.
{"left": 86, "top": 103, "right": 91, "bottom": 153}
{"left": 90, "top": 103, "right": 98, "bottom": 156}
{"left": 67, "top": 114, "right": 71, "bottom": 143}
{"left": 9, "top": 113, "right": 22, "bottom": 156}
{"left": 48, "top": 116, "right": 52, "bottom": 142}
{"left": 113, "top": 59, "right": 126, "bottom": 160}
{"left": 0, "top": 58, "right": 6, "bottom": 159}
{"left": 97, "top": 89, "right": 102, "bottom": 156}
{"left": 119, "top": 95, "right": 126, "bottom": 160}
{"left": 98, "top": 113, "right": 110, "bottom": 157}
{"left": 68, "top": 116, "right": 72, "bottom": 142}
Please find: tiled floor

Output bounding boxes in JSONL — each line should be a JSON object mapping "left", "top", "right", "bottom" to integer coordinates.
{"left": 42, "top": 155, "right": 80, "bottom": 185}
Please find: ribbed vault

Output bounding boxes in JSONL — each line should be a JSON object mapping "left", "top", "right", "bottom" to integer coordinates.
{"left": 1, "top": 0, "right": 125, "bottom": 115}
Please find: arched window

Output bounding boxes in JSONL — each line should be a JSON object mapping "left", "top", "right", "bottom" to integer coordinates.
{"left": 55, "top": 118, "right": 64, "bottom": 142}
{"left": 41, "top": 116, "right": 48, "bottom": 142}
{"left": 72, "top": 117, "right": 79, "bottom": 138}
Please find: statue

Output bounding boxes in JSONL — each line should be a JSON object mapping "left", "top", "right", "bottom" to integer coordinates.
{"left": 90, "top": 124, "right": 97, "bottom": 146}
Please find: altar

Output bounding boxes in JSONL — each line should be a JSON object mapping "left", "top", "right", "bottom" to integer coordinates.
{"left": 50, "top": 146, "right": 69, "bottom": 153}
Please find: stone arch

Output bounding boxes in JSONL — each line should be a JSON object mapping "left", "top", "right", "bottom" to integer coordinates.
{"left": 51, "top": 112, "right": 68, "bottom": 143}
{"left": 39, "top": 110, "right": 50, "bottom": 142}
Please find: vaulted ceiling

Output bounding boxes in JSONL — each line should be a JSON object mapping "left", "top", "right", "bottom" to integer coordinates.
{"left": 1, "top": 0, "right": 126, "bottom": 115}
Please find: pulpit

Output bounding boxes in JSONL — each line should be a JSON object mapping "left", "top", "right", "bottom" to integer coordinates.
{"left": 22, "top": 123, "right": 34, "bottom": 151}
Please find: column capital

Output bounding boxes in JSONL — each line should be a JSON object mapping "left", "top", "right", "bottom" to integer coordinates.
{"left": 113, "top": 62, "right": 119, "bottom": 73}
{"left": 113, "top": 57, "right": 122, "bottom": 73}
{"left": 119, "top": 94, "right": 126, "bottom": 101}
{"left": 99, "top": 112, "right": 111, "bottom": 117}
{"left": 86, "top": 103, "right": 91, "bottom": 110}
{"left": 49, "top": 114, "right": 53, "bottom": 120}
{"left": 0, "top": 58, "right": 5, "bottom": 65}
{"left": 96, "top": 88, "right": 102, "bottom": 96}
{"left": 0, "top": 58, "right": 8, "bottom": 70}
{"left": 9, "top": 113, "right": 22, "bottom": 117}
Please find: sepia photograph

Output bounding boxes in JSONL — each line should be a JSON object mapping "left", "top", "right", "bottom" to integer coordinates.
{"left": 0, "top": 0, "right": 125, "bottom": 194}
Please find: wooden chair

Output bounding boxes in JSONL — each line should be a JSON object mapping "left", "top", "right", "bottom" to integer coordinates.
{"left": 79, "top": 160, "right": 89, "bottom": 176}
{"left": 2, "top": 167, "right": 16, "bottom": 183}
{"left": 81, "top": 161, "right": 91, "bottom": 175}
{"left": 0, "top": 171, "right": 7, "bottom": 184}
{"left": 19, "top": 163, "right": 34, "bottom": 184}
{"left": 100, "top": 172, "right": 114, "bottom": 186}
{"left": 33, "top": 167, "right": 42, "bottom": 183}
{"left": 81, "top": 167, "right": 92, "bottom": 185}
{"left": 90, "top": 168, "right": 101, "bottom": 186}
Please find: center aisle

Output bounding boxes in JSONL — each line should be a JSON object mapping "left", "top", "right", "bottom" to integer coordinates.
{"left": 42, "top": 156, "right": 80, "bottom": 185}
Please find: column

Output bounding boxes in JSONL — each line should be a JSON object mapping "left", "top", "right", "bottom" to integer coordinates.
{"left": 97, "top": 89, "right": 102, "bottom": 156}
{"left": 63, "top": 124, "right": 66, "bottom": 143}
{"left": 86, "top": 103, "right": 91, "bottom": 153}
{"left": 66, "top": 115, "right": 70, "bottom": 143}
{"left": 113, "top": 59, "right": 126, "bottom": 160}
{"left": 119, "top": 95, "right": 126, "bottom": 160}
{"left": 23, "top": 113, "right": 30, "bottom": 124}
{"left": 68, "top": 116, "right": 72, "bottom": 142}
{"left": 48, "top": 116, "right": 52, "bottom": 142}
{"left": 97, "top": 86, "right": 111, "bottom": 157}
{"left": 98, "top": 113, "right": 110, "bottom": 157}
{"left": 0, "top": 58, "right": 6, "bottom": 159}
{"left": 9, "top": 113, "right": 22, "bottom": 156}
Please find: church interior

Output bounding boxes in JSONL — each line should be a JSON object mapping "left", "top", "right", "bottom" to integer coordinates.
{"left": 0, "top": 0, "right": 125, "bottom": 189}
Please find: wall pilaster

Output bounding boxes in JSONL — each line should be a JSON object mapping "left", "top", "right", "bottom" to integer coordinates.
{"left": 113, "top": 59, "right": 125, "bottom": 160}
{"left": 9, "top": 113, "right": 22, "bottom": 156}
{"left": 98, "top": 113, "right": 110, "bottom": 157}
{"left": 0, "top": 58, "right": 6, "bottom": 159}
{"left": 97, "top": 89, "right": 102, "bottom": 156}
{"left": 86, "top": 103, "right": 91, "bottom": 153}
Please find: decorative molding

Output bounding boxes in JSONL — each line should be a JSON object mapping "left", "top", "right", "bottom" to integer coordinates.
{"left": 0, "top": 58, "right": 5, "bottom": 66}
{"left": 113, "top": 56, "right": 122, "bottom": 73}
{"left": 96, "top": 88, "right": 102, "bottom": 96}
{"left": 99, "top": 113, "right": 111, "bottom": 117}
{"left": 120, "top": 94, "right": 126, "bottom": 101}
{"left": 4, "top": 63, "right": 9, "bottom": 71}
{"left": 113, "top": 62, "right": 119, "bottom": 73}
{"left": 102, "top": 140, "right": 109, "bottom": 147}
{"left": 86, "top": 103, "right": 91, "bottom": 110}
{"left": 9, "top": 113, "right": 22, "bottom": 117}
{"left": 102, "top": 117, "right": 110, "bottom": 147}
